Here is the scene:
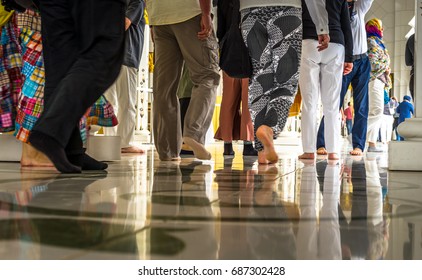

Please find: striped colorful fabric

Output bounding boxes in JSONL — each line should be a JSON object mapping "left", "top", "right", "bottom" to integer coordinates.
{"left": 12, "top": 10, "right": 117, "bottom": 143}
{"left": 0, "top": 15, "right": 22, "bottom": 133}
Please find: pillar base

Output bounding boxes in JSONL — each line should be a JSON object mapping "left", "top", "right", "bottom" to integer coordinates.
{"left": 389, "top": 118, "right": 422, "bottom": 171}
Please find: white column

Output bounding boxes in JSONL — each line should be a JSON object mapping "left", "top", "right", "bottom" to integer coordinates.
{"left": 388, "top": 0, "right": 422, "bottom": 170}
{"left": 135, "top": 25, "right": 152, "bottom": 143}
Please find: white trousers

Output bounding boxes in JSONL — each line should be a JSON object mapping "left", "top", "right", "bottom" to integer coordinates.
{"left": 297, "top": 164, "right": 341, "bottom": 260}
{"left": 367, "top": 79, "right": 385, "bottom": 144}
{"left": 299, "top": 40, "right": 345, "bottom": 154}
{"left": 380, "top": 114, "right": 394, "bottom": 143}
{"left": 104, "top": 65, "right": 138, "bottom": 148}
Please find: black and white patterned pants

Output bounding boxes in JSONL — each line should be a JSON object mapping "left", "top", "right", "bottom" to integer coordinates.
{"left": 241, "top": 6, "right": 302, "bottom": 151}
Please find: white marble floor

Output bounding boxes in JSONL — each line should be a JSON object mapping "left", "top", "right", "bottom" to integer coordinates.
{"left": 0, "top": 139, "right": 421, "bottom": 260}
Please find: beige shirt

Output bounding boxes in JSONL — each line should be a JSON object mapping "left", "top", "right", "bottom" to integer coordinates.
{"left": 146, "top": 0, "right": 203, "bottom": 26}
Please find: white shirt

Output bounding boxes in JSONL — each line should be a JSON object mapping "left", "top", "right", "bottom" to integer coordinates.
{"left": 350, "top": 0, "right": 374, "bottom": 55}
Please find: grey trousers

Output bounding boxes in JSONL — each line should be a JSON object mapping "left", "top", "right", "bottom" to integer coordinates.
{"left": 152, "top": 15, "right": 220, "bottom": 160}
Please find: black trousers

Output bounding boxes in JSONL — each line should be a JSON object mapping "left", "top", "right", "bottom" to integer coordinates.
{"left": 33, "top": 0, "right": 125, "bottom": 154}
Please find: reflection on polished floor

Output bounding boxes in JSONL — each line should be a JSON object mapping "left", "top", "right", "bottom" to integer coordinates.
{"left": 0, "top": 140, "right": 422, "bottom": 260}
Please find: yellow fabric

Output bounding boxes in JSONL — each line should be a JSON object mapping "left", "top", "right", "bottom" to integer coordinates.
{"left": 146, "top": 0, "right": 202, "bottom": 26}
{"left": 289, "top": 91, "right": 302, "bottom": 117}
{"left": 144, "top": 9, "right": 149, "bottom": 25}
{"left": 0, "top": 6, "right": 14, "bottom": 28}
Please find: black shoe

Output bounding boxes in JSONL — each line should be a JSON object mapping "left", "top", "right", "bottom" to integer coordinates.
{"left": 28, "top": 131, "right": 81, "bottom": 174}
{"left": 67, "top": 150, "right": 108, "bottom": 170}
{"left": 243, "top": 143, "right": 258, "bottom": 156}
{"left": 223, "top": 143, "right": 235, "bottom": 156}
{"left": 180, "top": 149, "right": 195, "bottom": 155}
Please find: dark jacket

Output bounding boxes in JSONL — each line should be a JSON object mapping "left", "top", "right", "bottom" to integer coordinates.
{"left": 405, "top": 33, "right": 414, "bottom": 75}
{"left": 217, "top": 0, "right": 236, "bottom": 42}
{"left": 302, "top": 0, "right": 353, "bottom": 63}
{"left": 124, "top": 0, "right": 145, "bottom": 68}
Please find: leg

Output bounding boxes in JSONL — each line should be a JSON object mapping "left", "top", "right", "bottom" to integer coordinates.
{"left": 320, "top": 43, "right": 344, "bottom": 160}
{"left": 242, "top": 7, "right": 302, "bottom": 164}
{"left": 298, "top": 40, "right": 321, "bottom": 160}
{"left": 152, "top": 24, "right": 184, "bottom": 160}
{"left": 350, "top": 57, "right": 370, "bottom": 152}
{"left": 366, "top": 79, "right": 386, "bottom": 152}
{"left": 30, "top": 0, "right": 125, "bottom": 172}
{"left": 175, "top": 16, "right": 220, "bottom": 160}
{"left": 115, "top": 66, "right": 143, "bottom": 153}
{"left": 214, "top": 72, "right": 242, "bottom": 143}
{"left": 317, "top": 63, "right": 353, "bottom": 150}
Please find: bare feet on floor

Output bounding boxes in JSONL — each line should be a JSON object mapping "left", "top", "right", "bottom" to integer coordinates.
{"left": 298, "top": 153, "right": 315, "bottom": 160}
{"left": 183, "top": 137, "right": 211, "bottom": 160}
{"left": 20, "top": 143, "right": 54, "bottom": 167}
{"left": 256, "top": 125, "right": 278, "bottom": 164}
{"left": 349, "top": 148, "right": 363, "bottom": 156}
{"left": 317, "top": 147, "right": 328, "bottom": 155}
{"left": 121, "top": 146, "right": 145, "bottom": 153}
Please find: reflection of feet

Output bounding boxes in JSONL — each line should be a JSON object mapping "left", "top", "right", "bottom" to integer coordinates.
{"left": 256, "top": 125, "right": 278, "bottom": 164}
{"left": 183, "top": 137, "right": 211, "bottom": 160}
{"left": 367, "top": 146, "right": 384, "bottom": 153}
{"left": 20, "top": 143, "right": 54, "bottom": 167}
{"left": 28, "top": 131, "right": 81, "bottom": 173}
{"left": 121, "top": 146, "right": 145, "bottom": 153}
{"left": 349, "top": 148, "right": 363, "bottom": 156}
{"left": 160, "top": 156, "right": 181, "bottom": 162}
{"left": 317, "top": 147, "right": 328, "bottom": 155}
{"left": 298, "top": 153, "right": 315, "bottom": 160}
{"left": 328, "top": 153, "right": 340, "bottom": 160}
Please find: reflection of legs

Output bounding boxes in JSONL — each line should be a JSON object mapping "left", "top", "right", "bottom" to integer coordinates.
{"left": 319, "top": 163, "right": 341, "bottom": 260}
{"left": 297, "top": 165, "right": 318, "bottom": 259}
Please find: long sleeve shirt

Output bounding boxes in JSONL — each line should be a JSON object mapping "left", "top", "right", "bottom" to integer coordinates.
{"left": 349, "top": 0, "right": 374, "bottom": 55}
{"left": 396, "top": 101, "right": 414, "bottom": 123}
{"left": 239, "top": 0, "right": 329, "bottom": 35}
{"left": 302, "top": 0, "right": 353, "bottom": 62}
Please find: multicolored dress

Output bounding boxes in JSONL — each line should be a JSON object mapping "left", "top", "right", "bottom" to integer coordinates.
{"left": 0, "top": 9, "right": 117, "bottom": 143}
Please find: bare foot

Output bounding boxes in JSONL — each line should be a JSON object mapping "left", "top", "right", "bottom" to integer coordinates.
{"left": 183, "top": 137, "right": 211, "bottom": 160}
{"left": 20, "top": 143, "right": 54, "bottom": 167}
{"left": 256, "top": 125, "right": 278, "bottom": 164}
{"left": 121, "top": 146, "right": 145, "bottom": 153}
{"left": 258, "top": 151, "right": 269, "bottom": 164}
{"left": 349, "top": 148, "right": 363, "bottom": 156}
{"left": 317, "top": 147, "right": 328, "bottom": 155}
{"left": 328, "top": 153, "right": 340, "bottom": 160}
{"left": 298, "top": 153, "right": 315, "bottom": 160}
